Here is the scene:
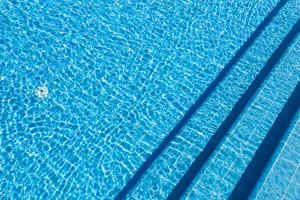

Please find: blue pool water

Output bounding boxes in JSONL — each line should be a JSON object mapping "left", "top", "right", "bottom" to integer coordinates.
{"left": 127, "top": 1, "right": 300, "bottom": 199}
{"left": 0, "top": 0, "right": 299, "bottom": 199}
{"left": 250, "top": 109, "right": 300, "bottom": 199}
{"left": 183, "top": 33, "right": 300, "bottom": 200}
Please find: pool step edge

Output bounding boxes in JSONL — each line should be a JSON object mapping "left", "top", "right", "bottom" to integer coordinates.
{"left": 167, "top": 17, "right": 300, "bottom": 200}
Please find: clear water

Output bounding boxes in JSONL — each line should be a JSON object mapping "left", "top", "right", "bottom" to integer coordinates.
{"left": 0, "top": 0, "right": 298, "bottom": 199}
{"left": 183, "top": 33, "right": 300, "bottom": 199}
{"left": 127, "top": 0, "right": 299, "bottom": 199}
{"left": 249, "top": 109, "right": 300, "bottom": 200}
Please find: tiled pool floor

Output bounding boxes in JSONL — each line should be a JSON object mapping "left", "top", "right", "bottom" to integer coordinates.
{"left": 250, "top": 109, "right": 300, "bottom": 200}
{"left": 0, "top": 0, "right": 299, "bottom": 199}
{"left": 184, "top": 32, "right": 300, "bottom": 200}
{"left": 126, "top": 0, "right": 300, "bottom": 198}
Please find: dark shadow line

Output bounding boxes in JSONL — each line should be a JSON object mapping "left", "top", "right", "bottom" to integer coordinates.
{"left": 229, "top": 81, "right": 300, "bottom": 200}
{"left": 115, "top": 0, "right": 289, "bottom": 199}
{"left": 167, "top": 18, "right": 300, "bottom": 200}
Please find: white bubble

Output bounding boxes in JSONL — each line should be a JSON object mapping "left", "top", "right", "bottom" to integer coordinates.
{"left": 35, "top": 86, "right": 49, "bottom": 97}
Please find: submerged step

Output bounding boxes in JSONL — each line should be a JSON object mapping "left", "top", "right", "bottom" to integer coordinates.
{"left": 115, "top": 1, "right": 288, "bottom": 199}
{"left": 2, "top": 1, "right": 282, "bottom": 199}
{"left": 250, "top": 111, "right": 300, "bottom": 199}
{"left": 183, "top": 33, "right": 300, "bottom": 200}
{"left": 125, "top": 0, "right": 300, "bottom": 199}
{"left": 229, "top": 82, "right": 300, "bottom": 199}
{"left": 168, "top": 18, "right": 300, "bottom": 200}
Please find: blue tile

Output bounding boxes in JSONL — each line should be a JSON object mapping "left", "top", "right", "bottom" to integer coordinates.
{"left": 207, "top": 158, "right": 230, "bottom": 178}
{"left": 199, "top": 171, "right": 222, "bottom": 193}
{"left": 187, "top": 184, "right": 212, "bottom": 200}
{"left": 232, "top": 155, "right": 251, "bottom": 173}
{"left": 280, "top": 145, "right": 300, "bottom": 166}
{"left": 285, "top": 182, "right": 300, "bottom": 200}
{"left": 257, "top": 186, "right": 284, "bottom": 200}
{"left": 224, "top": 169, "right": 242, "bottom": 185}
{"left": 264, "top": 171, "right": 291, "bottom": 194}
{"left": 272, "top": 158, "right": 297, "bottom": 180}
{"left": 215, "top": 181, "right": 235, "bottom": 199}
{"left": 216, "top": 147, "right": 238, "bottom": 166}
{"left": 293, "top": 167, "right": 300, "bottom": 185}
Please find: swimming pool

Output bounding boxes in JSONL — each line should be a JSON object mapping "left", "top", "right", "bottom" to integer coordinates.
{"left": 250, "top": 108, "right": 300, "bottom": 199}
{"left": 0, "top": 0, "right": 299, "bottom": 199}
{"left": 127, "top": 1, "right": 300, "bottom": 199}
